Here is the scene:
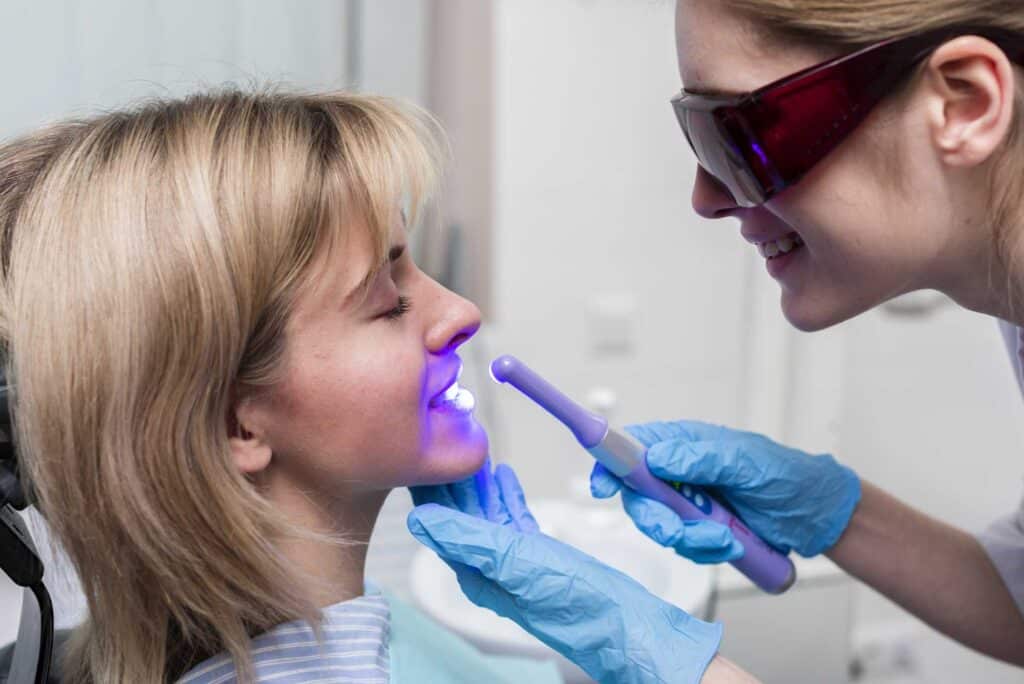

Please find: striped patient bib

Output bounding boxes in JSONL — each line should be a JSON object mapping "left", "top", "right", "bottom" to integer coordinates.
{"left": 178, "top": 594, "right": 390, "bottom": 684}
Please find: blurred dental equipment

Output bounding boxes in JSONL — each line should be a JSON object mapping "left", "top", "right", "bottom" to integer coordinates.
{"left": 489, "top": 354, "right": 797, "bottom": 594}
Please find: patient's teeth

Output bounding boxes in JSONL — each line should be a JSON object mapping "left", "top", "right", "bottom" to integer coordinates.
{"left": 443, "top": 383, "right": 460, "bottom": 401}
{"left": 778, "top": 237, "right": 794, "bottom": 253}
{"left": 764, "top": 242, "right": 780, "bottom": 257}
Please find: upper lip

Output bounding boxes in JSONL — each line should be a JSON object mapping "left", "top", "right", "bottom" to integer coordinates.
{"left": 741, "top": 229, "right": 799, "bottom": 246}
{"left": 428, "top": 358, "right": 463, "bottom": 403}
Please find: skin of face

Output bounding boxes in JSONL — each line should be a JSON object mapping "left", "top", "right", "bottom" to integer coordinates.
{"left": 676, "top": 0, "right": 1018, "bottom": 330}
{"left": 234, "top": 219, "right": 488, "bottom": 517}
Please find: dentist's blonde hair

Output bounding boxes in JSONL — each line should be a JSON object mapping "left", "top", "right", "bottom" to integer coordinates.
{"left": 720, "top": 0, "right": 1024, "bottom": 294}
{"left": 0, "top": 89, "right": 443, "bottom": 682}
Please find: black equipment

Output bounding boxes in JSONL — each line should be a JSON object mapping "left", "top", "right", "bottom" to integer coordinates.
{"left": 0, "top": 374, "right": 53, "bottom": 684}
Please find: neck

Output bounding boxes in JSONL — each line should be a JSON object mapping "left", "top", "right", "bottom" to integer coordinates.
{"left": 930, "top": 184, "right": 1024, "bottom": 325}
{"left": 265, "top": 475, "right": 390, "bottom": 607}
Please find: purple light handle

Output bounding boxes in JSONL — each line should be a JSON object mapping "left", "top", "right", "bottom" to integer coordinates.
{"left": 490, "top": 354, "right": 796, "bottom": 595}
{"left": 490, "top": 355, "right": 608, "bottom": 448}
{"left": 613, "top": 435, "right": 796, "bottom": 595}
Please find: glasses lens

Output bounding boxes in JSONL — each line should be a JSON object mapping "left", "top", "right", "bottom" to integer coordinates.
{"left": 674, "top": 103, "right": 766, "bottom": 207}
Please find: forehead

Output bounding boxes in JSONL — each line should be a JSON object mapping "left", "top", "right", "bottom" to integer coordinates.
{"left": 674, "top": 0, "right": 828, "bottom": 93}
{"left": 290, "top": 217, "right": 401, "bottom": 322}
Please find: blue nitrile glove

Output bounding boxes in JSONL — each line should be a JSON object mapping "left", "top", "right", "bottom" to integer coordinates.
{"left": 591, "top": 421, "right": 861, "bottom": 560}
{"left": 408, "top": 463, "right": 723, "bottom": 684}
{"left": 410, "top": 458, "right": 534, "bottom": 530}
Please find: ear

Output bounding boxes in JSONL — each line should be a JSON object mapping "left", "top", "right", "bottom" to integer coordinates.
{"left": 923, "top": 36, "right": 1016, "bottom": 168}
{"left": 228, "top": 397, "right": 273, "bottom": 475}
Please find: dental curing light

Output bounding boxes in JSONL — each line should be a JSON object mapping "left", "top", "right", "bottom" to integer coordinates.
{"left": 490, "top": 354, "right": 796, "bottom": 594}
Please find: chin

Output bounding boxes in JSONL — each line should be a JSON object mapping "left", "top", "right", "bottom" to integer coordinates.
{"left": 413, "top": 421, "right": 490, "bottom": 485}
{"left": 780, "top": 292, "right": 857, "bottom": 332}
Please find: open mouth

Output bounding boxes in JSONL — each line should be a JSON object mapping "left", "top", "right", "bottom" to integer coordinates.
{"left": 429, "top": 370, "right": 476, "bottom": 412}
{"left": 757, "top": 232, "right": 804, "bottom": 260}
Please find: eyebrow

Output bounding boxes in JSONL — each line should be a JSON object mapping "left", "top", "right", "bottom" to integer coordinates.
{"left": 344, "top": 243, "right": 407, "bottom": 307}
{"left": 682, "top": 85, "right": 743, "bottom": 97}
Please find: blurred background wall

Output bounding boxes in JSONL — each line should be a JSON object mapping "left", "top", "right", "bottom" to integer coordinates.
{"left": 2, "top": 1, "right": 1024, "bottom": 681}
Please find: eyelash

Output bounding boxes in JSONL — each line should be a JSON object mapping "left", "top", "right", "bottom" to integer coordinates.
{"left": 385, "top": 295, "right": 411, "bottom": 320}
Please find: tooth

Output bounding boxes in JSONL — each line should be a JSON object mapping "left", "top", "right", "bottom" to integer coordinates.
{"left": 764, "top": 242, "right": 780, "bottom": 258}
{"left": 443, "top": 383, "right": 460, "bottom": 401}
{"left": 777, "top": 237, "right": 794, "bottom": 253}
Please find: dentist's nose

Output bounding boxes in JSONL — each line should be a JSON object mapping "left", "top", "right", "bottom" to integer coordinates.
{"left": 692, "top": 166, "right": 741, "bottom": 220}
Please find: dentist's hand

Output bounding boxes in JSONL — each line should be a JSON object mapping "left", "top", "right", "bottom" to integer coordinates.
{"left": 591, "top": 421, "right": 861, "bottom": 561}
{"left": 410, "top": 459, "right": 536, "bottom": 530}
{"left": 408, "top": 463, "right": 723, "bottom": 684}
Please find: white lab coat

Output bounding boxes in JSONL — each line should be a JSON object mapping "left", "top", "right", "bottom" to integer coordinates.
{"left": 976, "top": 320, "right": 1024, "bottom": 618}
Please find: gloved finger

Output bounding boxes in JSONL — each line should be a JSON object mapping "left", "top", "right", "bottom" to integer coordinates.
{"left": 446, "top": 558, "right": 515, "bottom": 614}
{"left": 645, "top": 439, "right": 753, "bottom": 488}
{"left": 474, "top": 459, "right": 514, "bottom": 525}
{"left": 589, "top": 462, "right": 623, "bottom": 499}
{"left": 449, "top": 465, "right": 488, "bottom": 519}
{"left": 494, "top": 464, "right": 540, "bottom": 534}
{"left": 408, "top": 503, "right": 561, "bottom": 594}
{"left": 624, "top": 420, "right": 727, "bottom": 447}
{"left": 408, "top": 483, "right": 457, "bottom": 509}
{"left": 408, "top": 503, "right": 510, "bottom": 574}
{"left": 620, "top": 487, "right": 737, "bottom": 553}
{"left": 684, "top": 536, "right": 745, "bottom": 564}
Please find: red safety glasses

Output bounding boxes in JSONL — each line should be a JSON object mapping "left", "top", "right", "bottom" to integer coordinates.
{"left": 672, "top": 26, "right": 1024, "bottom": 207}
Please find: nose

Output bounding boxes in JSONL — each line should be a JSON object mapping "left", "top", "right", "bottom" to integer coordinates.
{"left": 692, "top": 166, "right": 741, "bottom": 220}
{"left": 425, "top": 284, "right": 482, "bottom": 355}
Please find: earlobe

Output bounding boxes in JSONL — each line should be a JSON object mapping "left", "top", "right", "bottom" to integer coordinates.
{"left": 229, "top": 401, "right": 273, "bottom": 475}
{"left": 926, "top": 36, "right": 1016, "bottom": 167}
{"left": 230, "top": 433, "right": 272, "bottom": 474}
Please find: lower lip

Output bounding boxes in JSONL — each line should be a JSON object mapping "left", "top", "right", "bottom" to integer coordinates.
{"left": 765, "top": 245, "right": 804, "bottom": 279}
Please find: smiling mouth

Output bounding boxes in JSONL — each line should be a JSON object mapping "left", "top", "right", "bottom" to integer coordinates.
{"left": 429, "top": 372, "right": 477, "bottom": 412}
{"left": 756, "top": 232, "right": 804, "bottom": 260}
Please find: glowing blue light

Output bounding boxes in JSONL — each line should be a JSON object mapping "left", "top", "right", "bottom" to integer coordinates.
{"left": 454, "top": 389, "right": 476, "bottom": 412}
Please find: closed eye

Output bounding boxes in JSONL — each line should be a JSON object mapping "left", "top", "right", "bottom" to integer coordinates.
{"left": 384, "top": 295, "right": 411, "bottom": 320}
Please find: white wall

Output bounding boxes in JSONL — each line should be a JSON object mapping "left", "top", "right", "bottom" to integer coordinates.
{"left": 833, "top": 305, "right": 1024, "bottom": 679}
{"left": 490, "top": 0, "right": 757, "bottom": 499}
{"left": 0, "top": 0, "right": 352, "bottom": 141}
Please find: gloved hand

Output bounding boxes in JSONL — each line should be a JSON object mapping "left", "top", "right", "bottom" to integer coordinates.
{"left": 408, "top": 462, "right": 723, "bottom": 684}
{"left": 591, "top": 421, "right": 861, "bottom": 560}
{"left": 410, "top": 458, "right": 536, "bottom": 530}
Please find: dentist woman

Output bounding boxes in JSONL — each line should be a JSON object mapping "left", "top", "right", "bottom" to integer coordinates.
{"left": 408, "top": 1, "right": 1024, "bottom": 682}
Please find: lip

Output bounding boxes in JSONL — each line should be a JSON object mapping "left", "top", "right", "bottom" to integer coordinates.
{"left": 427, "top": 359, "right": 463, "bottom": 406}
{"left": 765, "top": 247, "right": 802, "bottom": 279}
{"left": 741, "top": 229, "right": 800, "bottom": 246}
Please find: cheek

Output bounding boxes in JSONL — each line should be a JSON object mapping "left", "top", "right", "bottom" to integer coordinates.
{"left": 268, "top": 343, "right": 429, "bottom": 484}
{"left": 770, "top": 192, "right": 921, "bottom": 330}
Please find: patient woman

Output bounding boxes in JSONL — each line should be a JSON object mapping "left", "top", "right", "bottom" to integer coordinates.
{"left": 0, "top": 90, "right": 561, "bottom": 683}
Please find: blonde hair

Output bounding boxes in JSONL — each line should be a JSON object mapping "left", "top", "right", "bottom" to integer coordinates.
{"left": 0, "top": 89, "right": 444, "bottom": 682}
{"left": 721, "top": 0, "right": 1024, "bottom": 296}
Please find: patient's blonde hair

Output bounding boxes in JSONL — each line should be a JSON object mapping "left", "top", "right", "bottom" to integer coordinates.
{"left": 0, "top": 89, "right": 443, "bottom": 682}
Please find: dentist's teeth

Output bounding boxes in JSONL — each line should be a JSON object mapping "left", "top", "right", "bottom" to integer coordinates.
{"left": 757, "top": 233, "right": 804, "bottom": 260}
